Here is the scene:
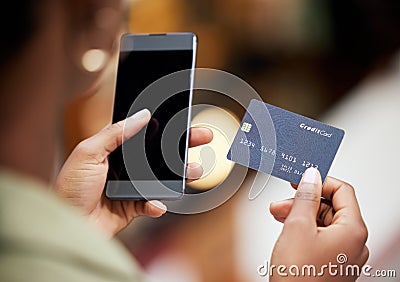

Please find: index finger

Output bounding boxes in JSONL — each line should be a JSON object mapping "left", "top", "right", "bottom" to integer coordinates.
{"left": 189, "top": 127, "right": 213, "bottom": 147}
{"left": 321, "top": 176, "right": 364, "bottom": 226}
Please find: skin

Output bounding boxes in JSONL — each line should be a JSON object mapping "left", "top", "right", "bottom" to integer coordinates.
{"left": 0, "top": 0, "right": 122, "bottom": 182}
{"left": 0, "top": 0, "right": 368, "bottom": 280}
{"left": 269, "top": 168, "right": 369, "bottom": 281}
{"left": 55, "top": 109, "right": 213, "bottom": 237}
{"left": 0, "top": 0, "right": 212, "bottom": 237}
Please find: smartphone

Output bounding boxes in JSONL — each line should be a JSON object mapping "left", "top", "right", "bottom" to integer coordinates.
{"left": 105, "top": 33, "right": 197, "bottom": 200}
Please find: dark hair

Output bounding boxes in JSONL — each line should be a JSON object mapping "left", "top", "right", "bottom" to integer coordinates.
{"left": 0, "top": 1, "right": 40, "bottom": 68}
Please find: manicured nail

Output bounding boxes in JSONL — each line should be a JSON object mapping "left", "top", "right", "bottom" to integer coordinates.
{"left": 129, "top": 108, "right": 151, "bottom": 120}
{"left": 271, "top": 199, "right": 293, "bottom": 205}
{"left": 302, "top": 167, "right": 321, "bottom": 185}
{"left": 149, "top": 200, "right": 167, "bottom": 212}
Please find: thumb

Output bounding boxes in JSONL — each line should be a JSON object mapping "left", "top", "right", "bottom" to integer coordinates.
{"left": 77, "top": 108, "right": 151, "bottom": 162}
{"left": 283, "top": 167, "right": 322, "bottom": 231}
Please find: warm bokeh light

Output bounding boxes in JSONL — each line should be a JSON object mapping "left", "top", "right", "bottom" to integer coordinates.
{"left": 81, "top": 49, "right": 108, "bottom": 72}
{"left": 187, "top": 107, "right": 239, "bottom": 190}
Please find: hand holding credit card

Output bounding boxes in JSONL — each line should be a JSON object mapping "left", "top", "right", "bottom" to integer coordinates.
{"left": 227, "top": 99, "right": 345, "bottom": 184}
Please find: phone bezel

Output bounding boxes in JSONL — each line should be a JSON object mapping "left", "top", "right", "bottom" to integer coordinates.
{"left": 105, "top": 32, "right": 197, "bottom": 200}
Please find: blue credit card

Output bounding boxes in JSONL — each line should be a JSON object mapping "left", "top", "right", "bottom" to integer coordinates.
{"left": 227, "top": 99, "right": 345, "bottom": 184}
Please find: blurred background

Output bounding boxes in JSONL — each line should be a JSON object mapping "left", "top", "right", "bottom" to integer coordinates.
{"left": 63, "top": 0, "right": 400, "bottom": 281}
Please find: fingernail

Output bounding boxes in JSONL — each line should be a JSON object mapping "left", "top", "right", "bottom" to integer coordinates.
{"left": 272, "top": 199, "right": 292, "bottom": 205}
{"left": 129, "top": 108, "right": 151, "bottom": 120}
{"left": 302, "top": 167, "right": 321, "bottom": 185}
{"left": 199, "top": 127, "right": 213, "bottom": 135}
{"left": 149, "top": 200, "right": 167, "bottom": 212}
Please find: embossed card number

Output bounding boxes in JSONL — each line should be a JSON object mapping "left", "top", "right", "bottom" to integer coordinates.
{"left": 227, "top": 99, "right": 345, "bottom": 184}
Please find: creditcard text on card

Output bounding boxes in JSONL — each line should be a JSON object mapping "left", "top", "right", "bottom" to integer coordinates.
{"left": 227, "top": 99, "right": 345, "bottom": 185}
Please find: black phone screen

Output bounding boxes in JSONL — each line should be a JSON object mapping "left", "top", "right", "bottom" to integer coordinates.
{"left": 105, "top": 49, "right": 194, "bottom": 199}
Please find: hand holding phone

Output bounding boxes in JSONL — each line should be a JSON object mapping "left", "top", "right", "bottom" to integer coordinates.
{"left": 56, "top": 108, "right": 212, "bottom": 236}
{"left": 55, "top": 33, "right": 212, "bottom": 236}
{"left": 106, "top": 33, "right": 197, "bottom": 200}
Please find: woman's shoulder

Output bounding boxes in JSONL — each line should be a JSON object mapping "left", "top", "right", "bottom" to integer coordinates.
{"left": 0, "top": 169, "right": 145, "bottom": 282}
